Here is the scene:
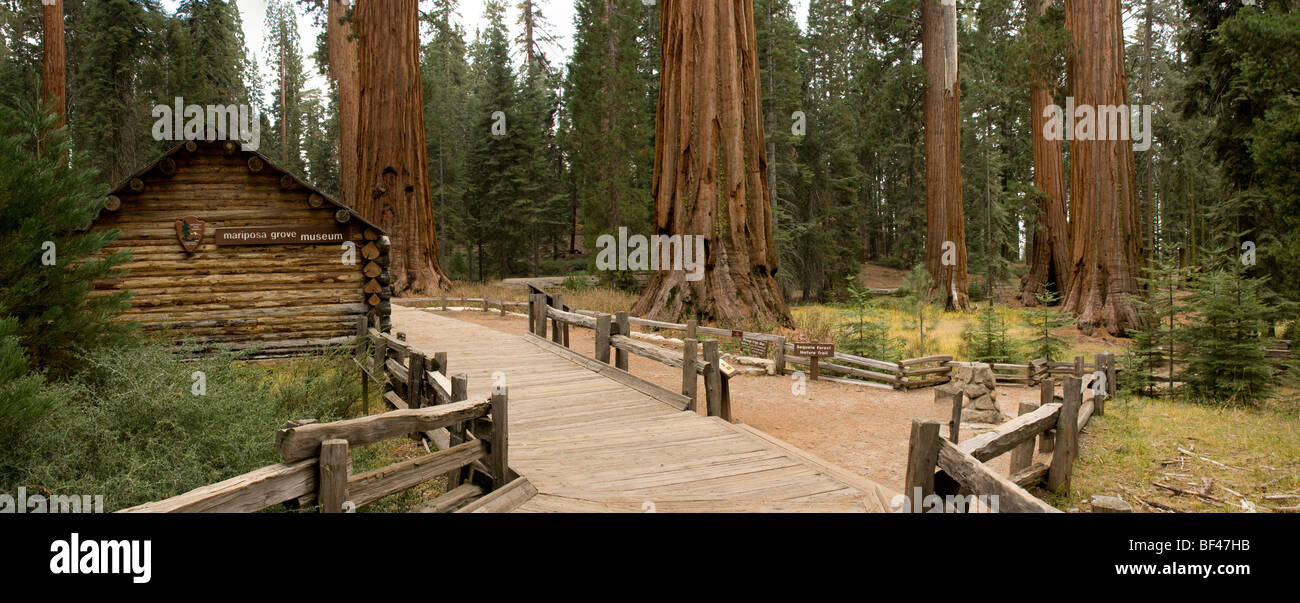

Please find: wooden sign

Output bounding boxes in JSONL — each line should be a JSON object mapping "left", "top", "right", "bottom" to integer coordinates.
{"left": 793, "top": 343, "right": 835, "bottom": 357}
{"left": 793, "top": 342, "right": 835, "bottom": 381}
{"left": 174, "top": 216, "right": 205, "bottom": 252}
{"left": 213, "top": 226, "right": 348, "bottom": 246}
{"left": 740, "top": 337, "right": 769, "bottom": 357}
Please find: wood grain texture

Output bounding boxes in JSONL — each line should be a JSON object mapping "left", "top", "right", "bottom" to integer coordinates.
{"left": 275, "top": 400, "right": 490, "bottom": 461}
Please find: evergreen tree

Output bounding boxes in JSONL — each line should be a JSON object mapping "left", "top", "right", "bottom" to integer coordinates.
{"left": 67, "top": 0, "right": 168, "bottom": 184}
{"left": 1126, "top": 251, "right": 1189, "bottom": 396}
{"left": 1022, "top": 289, "right": 1074, "bottom": 361}
{"left": 1182, "top": 258, "right": 1277, "bottom": 405}
{"left": 422, "top": 0, "right": 471, "bottom": 275}
{"left": 961, "top": 306, "right": 1020, "bottom": 364}
{"left": 464, "top": 1, "right": 522, "bottom": 280}
{"left": 562, "top": 0, "right": 655, "bottom": 282}
{"left": 169, "top": 0, "right": 251, "bottom": 107}
{"left": 0, "top": 108, "right": 134, "bottom": 371}
{"left": 837, "top": 279, "right": 903, "bottom": 362}
{"left": 262, "top": 0, "right": 306, "bottom": 173}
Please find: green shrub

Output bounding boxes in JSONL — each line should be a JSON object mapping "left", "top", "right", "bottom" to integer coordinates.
{"left": 1, "top": 341, "right": 362, "bottom": 510}
{"left": 0, "top": 314, "right": 61, "bottom": 463}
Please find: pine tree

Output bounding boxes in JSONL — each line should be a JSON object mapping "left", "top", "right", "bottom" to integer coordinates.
{"left": 562, "top": 0, "right": 655, "bottom": 280}
{"left": 263, "top": 0, "right": 306, "bottom": 173}
{"left": 1126, "top": 251, "right": 1188, "bottom": 396}
{"left": 962, "top": 306, "right": 1020, "bottom": 364}
{"left": 464, "top": 1, "right": 522, "bottom": 280}
{"left": 1023, "top": 289, "right": 1074, "bottom": 362}
{"left": 422, "top": 1, "right": 471, "bottom": 273}
{"left": 0, "top": 108, "right": 134, "bottom": 372}
{"left": 901, "top": 265, "right": 942, "bottom": 357}
{"left": 837, "top": 280, "right": 903, "bottom": 362}
{"left": 1182, "top": 259, "right": 1277, "bottom": 405}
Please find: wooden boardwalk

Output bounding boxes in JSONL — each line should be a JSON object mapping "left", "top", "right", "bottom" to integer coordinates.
{"left": 393, "top": 306, "right": 897, "bottom": 512}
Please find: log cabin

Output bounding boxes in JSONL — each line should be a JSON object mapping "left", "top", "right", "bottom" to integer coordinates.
{"left": 90, "top": 140, "right": 391, "bottom": 357}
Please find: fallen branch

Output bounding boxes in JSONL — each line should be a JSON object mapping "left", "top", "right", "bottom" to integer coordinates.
{"left": 1176, "top": 447, "right": 1242, "bottom": 471}
{"left": 1153, "top": 481, "right": 1230, "bottom": 505}
{"left": 1263, "top": 494, "right": 1300, "bottom": 501}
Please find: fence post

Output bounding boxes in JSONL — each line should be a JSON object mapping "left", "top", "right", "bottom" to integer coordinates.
{"left": 318, "top": 439, "right": 350, "bottom": 513}
{"left": 946, "top": 389, "right": 963, "bottom": 443}
{"left": 1074, "top": 355, "right": 1084, "bottom": 378}
{"left": 686, "top": 319, "right": 698, "bottom": 340}
{"left": 356, "top": 316, "right": 369, "bottom": 415}
{"left": 551, "top": 293, "right": 565, "bottom": 345}
{"left": 595, "top": 314, "right": 612, "bottom": 363}
{"left": 434, "top": 352, "right": 448, "bottom": 377}
{"left": 444, "top": 374, "right": 470, "bottom": 489}
{"left": 615, "top": 312, "right": 630, "bottom": 371}
{"left": 1038, "top": 379, "right": 1055, "bottom": 453}
{"left": 1048, "top": 376, "right": 1082, "bottom": 494}
{"left": 531, "top": 294, "right": 548, "bottom": 339}
{"left": 440, "top": 296, "right": 448, "bottom": 311}
{"left": 408, "top": 352, "right": 426, "bottom": 409}
{"left": 498, "top": 299, "right": 506, "bottom": 317}
{"left": 774, "top": 336, "right": 787, "bottom": 375}
{"left": 489, "top": 388, "right": 510, "bottom": 489}
{"left": 1010, "top": 401, "right": 1038, "bottom": 473}
{"left": 904, "top": 420, "right": 942, "bottom": 511}
{"left": 703, "top": 340, "right": 722, "bottom": 418}
{"left": 1105, "top": 352, "right": 1117, "bottom": 397}
{"left": 682, "top": 338, "right": 698, "bottom": 411}
{"left": 482, "top": 298, "right": 488, "bottom": 312}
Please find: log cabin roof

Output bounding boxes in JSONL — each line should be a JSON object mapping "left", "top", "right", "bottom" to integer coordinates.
{"left": 101, "top": 139, "right": 385, "bottom": 234}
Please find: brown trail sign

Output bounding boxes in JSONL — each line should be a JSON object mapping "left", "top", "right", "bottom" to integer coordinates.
{"left": 740, "top": 336, "right": 769, "bottom": 358}
{"left": 794, "top": 343, "right": 835, "bottom": 381}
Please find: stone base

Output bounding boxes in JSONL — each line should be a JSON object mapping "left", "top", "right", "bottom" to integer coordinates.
{"left": 962, "top": 409, "right": 1008, "bottom": 424}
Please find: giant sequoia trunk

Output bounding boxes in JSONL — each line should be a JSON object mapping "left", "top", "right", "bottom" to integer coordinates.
{"left": 1019, "top": 0, "right": 1071, "bottom": 306}
{"left": 328, "top": 0, "right": 360, "bottom": 206}
{"left": 631, "top": 0, "right": 790, "bottom": 326}
{"left": 921, "top": 0, "right": 971, "bottom": 311}
{"left": 354, "top": 1, "right": 451, "bottom": 294}
{"left": 1061, "top": 0, "right": 1141, "bottom": 335}
{"left": 41, "top": 0, "right": 66, "bottom": 134}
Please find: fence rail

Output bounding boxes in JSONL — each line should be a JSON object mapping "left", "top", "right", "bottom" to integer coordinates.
{"left": 122, "top": 320, "right": 518, "bottom": 514}
{"left": 905, "top": 372, "right": 1110, "bottom": 513}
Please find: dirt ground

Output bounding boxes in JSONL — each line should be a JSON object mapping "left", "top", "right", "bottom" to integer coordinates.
{"left": 413, "top": 307, "right": 1058, "bottom": 492}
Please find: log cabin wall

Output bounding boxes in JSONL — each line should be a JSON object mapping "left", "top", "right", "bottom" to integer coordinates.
{"left": 91, "top": 141, "right": 392, "bottom": 357}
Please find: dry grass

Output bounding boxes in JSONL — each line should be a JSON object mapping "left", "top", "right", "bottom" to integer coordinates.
{"left": 793, "top": 302, "right": 1124, "bottom": 362}
{"left": 1057, "top": 396, "right": 1300, "bottom": 513}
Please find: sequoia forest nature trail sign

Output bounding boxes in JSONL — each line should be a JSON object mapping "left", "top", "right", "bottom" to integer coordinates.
{"left": 793, "top": 343, "right": 835, "bottom": 381}
{"left": 392, "top": 307, "right": 897, "bottom": 512}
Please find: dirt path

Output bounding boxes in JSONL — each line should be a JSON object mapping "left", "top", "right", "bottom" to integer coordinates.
{"left": 405, "top": 307, "right": 1055, "bottom": 492}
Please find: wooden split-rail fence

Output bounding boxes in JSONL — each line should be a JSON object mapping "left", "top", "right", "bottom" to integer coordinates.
{"left": 905, "top": 372, "right": 1111, "bottom": 513}
{"left": 120, "top": 319, "right": 525, "bottom": 513}
{"left": 526, "top": 292, "right": 739, "bottom": 421}
{"left": 396, "top": 295, "right": 1134, "bottom": 396}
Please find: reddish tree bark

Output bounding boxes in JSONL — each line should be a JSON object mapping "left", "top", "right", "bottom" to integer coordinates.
{"left": 631, "top": 0, "right": 790, "bottom": 326}
{"left": 922, "top": 0, "right": 971, "bottom": 311}
{"left": 41, "top": 0, "right": 66, "bottom": 134}
{"left": 328, "top": 0, "right": 360, "bottom": 206}
{"left": 1019, "top": 0, "right": 1071, "bottom": 306}
{"left": 354, "top": 0, "right": 451, "bottom": 295}
{"left": 1061, "top": 0, "right": 1142, "bottom": 335}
